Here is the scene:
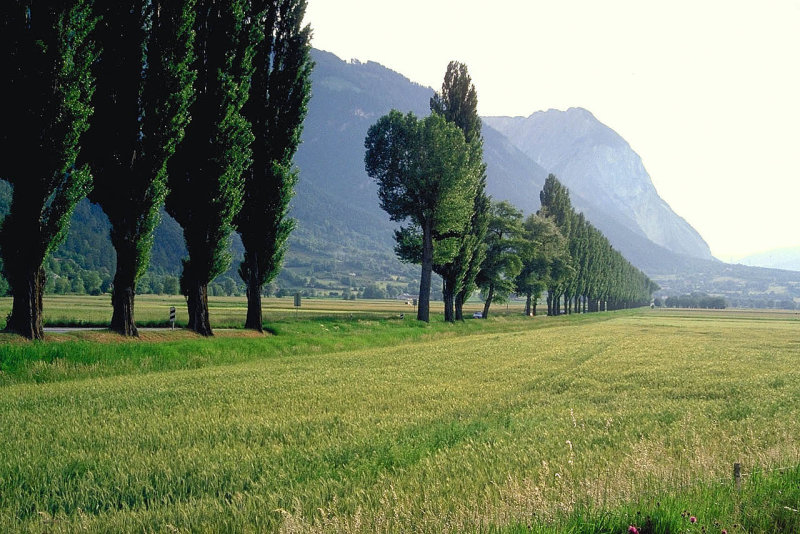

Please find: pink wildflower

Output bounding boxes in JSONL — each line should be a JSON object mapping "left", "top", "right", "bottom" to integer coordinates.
{"left": 628, "top": 527, "right": 639, "bottom": 534}
{"left": 690, "top": 516, "right": 697, "bottom": 523}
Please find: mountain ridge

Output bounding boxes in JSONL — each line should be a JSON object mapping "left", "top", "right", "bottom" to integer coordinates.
{"left": 484, "top": 108, "right": 714, "bottom": 261}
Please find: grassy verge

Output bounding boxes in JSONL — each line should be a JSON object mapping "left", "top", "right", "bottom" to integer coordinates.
{"left": 1, "top": 310, "right": 798, "bottom": 531}
{"left": 0, "top": 294, "right": 520, "bottom": 329}
{"left": 504, "top": 465, "right": 800, "bottom": 533}
{"left": 0, "top": 311, "right": 609, "bottom": 386}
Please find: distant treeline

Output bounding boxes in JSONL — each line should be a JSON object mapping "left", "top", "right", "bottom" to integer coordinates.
{"left": 657, "top": 293, "right": 728, "bottom": 309}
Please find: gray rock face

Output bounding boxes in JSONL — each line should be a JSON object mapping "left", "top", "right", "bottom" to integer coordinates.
{"left": 484, "top": 108, "right": 714, "bottom": 260}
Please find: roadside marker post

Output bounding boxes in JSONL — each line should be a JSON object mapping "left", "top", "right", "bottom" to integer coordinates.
{"left": 169, "top": 306, "right": 176, "bottom": 330}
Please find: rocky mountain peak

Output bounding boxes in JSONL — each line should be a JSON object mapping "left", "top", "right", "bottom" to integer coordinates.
{"left": 484, "top": 110, "right": 714, "bottom": 261}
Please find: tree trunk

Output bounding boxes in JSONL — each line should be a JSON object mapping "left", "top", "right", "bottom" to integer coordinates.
{"left": 546, "top": 293, "right": 552, "bottom": 316}
{"left": 532, "top": 297, "right": 538, "bottom": 316}
{"left": 110, "top": 284, "right": 138, "bottom": 336}
{"left": 244, "top": 254, "right": 263, "bottom": 332}
{"left": 482, "top": 283, "right": 494, "bottom": 319}
{"left": 186, "top": 279, "right": 213, "bottom": 336}
{"left": 417, "top": 219, "right": 433, "bottom": 322}
{"left": 109, "top": 248, "right": 138, "bottom": 336}
{"left": 524, "top": 291, "right": 531, "bottom": 316}
{"left": 442, "top": 276, "right": 455, "bottom": 322}
{"left": 455, "top": 288, "right": 466, "bottom": 321}
{"left": 5, "top": 266, "right": 46, "bottom": 340}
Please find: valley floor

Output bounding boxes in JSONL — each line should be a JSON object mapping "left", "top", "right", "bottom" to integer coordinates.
{"left": 1, "top": 308, "right": 798, "bottom": 532}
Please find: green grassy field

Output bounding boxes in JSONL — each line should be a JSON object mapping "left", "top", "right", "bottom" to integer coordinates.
{"left": 0, "top": 294, "right": 486, "bottom": 329}
{"left": 1, "top": 307, "right": 798, "bottom": 532}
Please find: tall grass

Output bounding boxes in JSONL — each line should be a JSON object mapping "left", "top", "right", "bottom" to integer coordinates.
{"left": 1, "top": 310, "right": 798, "bottom": 531}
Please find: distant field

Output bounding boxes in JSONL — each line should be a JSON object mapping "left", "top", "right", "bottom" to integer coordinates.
{"left": 0, "top": 294, "right": 506, "bottom": 330}
{"left": 0, "top": 309, "right": 798, "bottom": 532}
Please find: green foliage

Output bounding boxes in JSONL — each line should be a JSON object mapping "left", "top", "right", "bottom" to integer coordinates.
{"left": 665, "top": 293, "right": 727, "bottom": 309}
{"left": 80, "top": 0, "right": 197, "bottom": 333}
{"left": 365, "top": 110, "right": 480, "bottom": 321}
{"left": 428, "top": 61, "right": 488, "bottom": 320}
{"left": 475, "top": 200, "right": 524, "bottom": 316}
{"left": 538, "top": 174, "right": 657, "bottom": 314}
{"left": 516, "top": 213, "right": 568, "bottom": 314}
{"left": 166, "top": 1, "right": 259, "bottom": 292}
{"left": 237, "top": 0, "right": 313, "bottom": 295}
{"left": 84, "top": 0, "right": 197, "bottom": 281}
{"left": 430, "top": 61, "right": 481, "bottom": 145}
{"left": 0, "top": 0, "right": 98, "bottom": 337}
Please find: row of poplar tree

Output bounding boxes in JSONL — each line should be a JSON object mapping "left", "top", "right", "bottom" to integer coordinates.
{"left": 0, "top": 0, "right": 313, "bottom": 339}
{"left": 365, "top": 63, "right": 658, "bottom": 322}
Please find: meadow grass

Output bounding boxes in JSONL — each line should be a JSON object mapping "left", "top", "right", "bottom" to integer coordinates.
{"left": 0, "top": 309, "right": 798, "bottom": 532}
{"left": 0, "top": 294, "right": 507, "bottom": 329}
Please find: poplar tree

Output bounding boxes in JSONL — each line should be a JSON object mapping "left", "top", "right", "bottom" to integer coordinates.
{"left": 83, "top": 0, "right": 196, "bottom": 336}
{"left": 237, "top": 0, "right": 313, "bottom": 332}
{"left": 0, "top": 1, "right": 97, "bottom": 339}
{"left": 430, "top": 62, "right": 488, "bottom": 321}
{"left": 166, "top": 0, "right": 258, "bottom": 336}
{"left": 538, "top": 174, "right": 574, "bottom": 315}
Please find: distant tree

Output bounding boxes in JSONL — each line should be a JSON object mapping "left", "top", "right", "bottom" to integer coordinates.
{"left": 83, "top": 0, "right": 196, "bottom": 336}
{"left": 162, "top": 275, "right": 179, "bottom": 295}
{"left": 221, "top": 276, "right": 237, "bottom": 296}
{"left": 476, "top": 201, "right": 524, "bottom": 319}
{"left": 237, "top": 0, "right": 313, "bottom": 332}
{"left": 516, "top": 214, "right": 568, "bottom": 316}
{"left": 166, "top": 0, "right": 259, "bottom": 335}
{"left": 0, "top": 1, "right": 97, "bottom": 339}
{"left": 71, "top": 276, "right": 86, "bottom": 295}
{"left": 84, "top": 271, "right": 103, "bottom": 295}
{"left": 365, "top": 111, "right": 479, "bottom": 322}
{"left": 538, "top": 174, "right": 574, "bottom": 315}
{"left": 362, "top": 283, "right": 386, "bottom": 299}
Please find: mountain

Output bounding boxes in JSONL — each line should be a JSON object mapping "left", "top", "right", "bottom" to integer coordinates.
{"left": 484, "top": 109, "right": 713, "bottom": 260}
{"left": 734, "top": 247, "right": 800, "bottom": 272}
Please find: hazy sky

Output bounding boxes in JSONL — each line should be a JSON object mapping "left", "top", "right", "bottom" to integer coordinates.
{"left": 305, "top": 0, "right": 800, "bottom": 260}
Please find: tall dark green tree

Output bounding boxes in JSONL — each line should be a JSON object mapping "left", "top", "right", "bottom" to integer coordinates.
{"left": 0, "top": 1, "right": 97, "bottom": 339}
{"left": 429, "top": 61, "right": 488, "bottom": 321}
{"left": 475, "top": 201, "right": 523, "bottom": 319}
{"left": 166, "top": 0, "right": 258, "bottom": 336}
{"left": 237, "top": 0, "right": 313, "bottom": 332}
{"left": 83, "top": 0, "right": 196, "bottom": 336}
{"left": 365, "top": 110, "right": 478, "bottom": 322}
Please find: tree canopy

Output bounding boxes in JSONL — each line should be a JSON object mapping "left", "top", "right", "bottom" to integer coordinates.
{"left": 0, "top": 1, "right": 97, "bottom": 339}
{"left": 365, "top": 110, "right": 479, "bottom": 322}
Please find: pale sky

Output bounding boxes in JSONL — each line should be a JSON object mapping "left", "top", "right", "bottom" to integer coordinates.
{"left": 305, "top": 0, "right": 800, "bottom": 260}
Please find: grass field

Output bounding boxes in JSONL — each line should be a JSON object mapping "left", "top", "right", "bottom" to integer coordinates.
{"left": 1, "top": 307, "right": 799, "bottom": 532}
{"left": 0, "top": 294, "right": 505, "bottom": 330}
